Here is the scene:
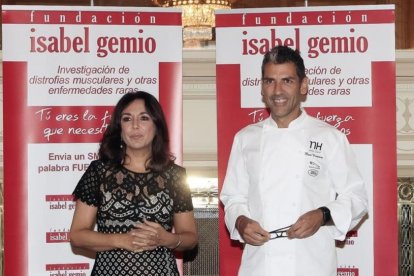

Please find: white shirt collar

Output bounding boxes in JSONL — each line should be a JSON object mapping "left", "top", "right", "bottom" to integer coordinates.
{"left": 264, "top": 109, "right": 307, "bottom": 129}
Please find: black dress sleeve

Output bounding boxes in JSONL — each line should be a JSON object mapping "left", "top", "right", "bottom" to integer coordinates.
{"left": 72, "top": 160, "right": 103, "bottom": 207}
{"left": 169, "top": 165, "right": 194, "bottom": 213}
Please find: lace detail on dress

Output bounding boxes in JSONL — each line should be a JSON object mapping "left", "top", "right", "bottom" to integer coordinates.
{"left": 72, "top": 160, "right": 193, "bottom": 275}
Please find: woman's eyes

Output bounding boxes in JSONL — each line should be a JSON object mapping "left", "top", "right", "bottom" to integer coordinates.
{"left": 140, "top": 115, "right": 151, "bottom": 121}
{"left": 121, "top": 116, "right": 131, "bottom": 122}
{"left": 121, "top": 115, "right": 151, "bottom": 122}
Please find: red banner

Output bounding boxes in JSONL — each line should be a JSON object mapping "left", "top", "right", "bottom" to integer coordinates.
{"left": 216, "top": 5, "right": 396, "bottom": 276}
{"left": 2, "top": 5, "right": 183, "bottom": 276}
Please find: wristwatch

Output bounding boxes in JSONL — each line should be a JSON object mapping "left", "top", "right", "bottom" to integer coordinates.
{"left": 318, "top": 206, "right": 332, "bottom": 226}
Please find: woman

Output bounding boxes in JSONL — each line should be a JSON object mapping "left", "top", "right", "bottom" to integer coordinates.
{"left": 70, "top": 91, "right": 198, "bottom": 275}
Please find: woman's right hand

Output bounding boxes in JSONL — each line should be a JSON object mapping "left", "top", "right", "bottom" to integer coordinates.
{"left": 118, "top": 226, "right": 159, "bottom": 253}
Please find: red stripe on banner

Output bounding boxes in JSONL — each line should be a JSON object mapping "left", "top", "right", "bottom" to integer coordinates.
{"left": 370, "top": 61, "right": 397, "bottom": 276}
{"left": 2, "top": 10, "right": 182, "bottom": 25}
{"left": 217, "top": 64, "right": 246, "bottom": 276}
{"left": 216, "top": 9, "right": 394, "bottom": 27}
{"left": 45, "top": 263, "right": 90, "bottom": 270}
{"left": 337, "top": 267, "right": 359, "bottom": 275}
{"left": 46, "top": 231, "right": 70, "bottom": 243}
{"left": 45, "top": 195, "right": 74, "bottom": 201}
{"left": 158, "top": 61, "right": 184, "bottom": 274}
{"left": 159, "top": 62, "right": 183, "bottom": 165}
{"left": 3, "top": 62, "right": 28, "bottom": 276}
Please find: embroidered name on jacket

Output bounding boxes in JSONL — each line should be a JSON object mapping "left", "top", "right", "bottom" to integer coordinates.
{"left": 305, "top": 140, "right": 323, "bottom": 177}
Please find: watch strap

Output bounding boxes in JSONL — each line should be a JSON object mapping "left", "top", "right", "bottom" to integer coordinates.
{"left": 318, "top": 206, "right": 331, "bottom": 226}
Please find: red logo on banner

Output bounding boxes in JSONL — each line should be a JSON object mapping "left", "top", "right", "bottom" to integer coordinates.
{"left": 346, "top": 230, "right": 358, "bottom": 238}
{"left": 45, "top": 263, "right": 90, "bottom": 275}
{"left": 3, "top": 10, "right": 182, "bottom": 25}
{"left": 46, "top": 231, "right": 70, "bottom": 243}
{"left": 46, "top": 195, "right": 76, "bottom": 210}
{"left": 46, "top": 195, "right": 74, "bottom": 202}
{"left": 336, "top": 230, "right": 359, "bottom": 247}
{"left": 337, "top": 267, "right": 359, "bottom": 276}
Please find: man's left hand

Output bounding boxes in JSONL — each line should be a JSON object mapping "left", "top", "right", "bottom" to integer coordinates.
{"left": 286, "top": 209, "right": 324, "bottom": 239}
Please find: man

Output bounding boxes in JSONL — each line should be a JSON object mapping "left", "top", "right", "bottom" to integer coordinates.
{"left": 220, "top": 45, "right": 368, "bottom": 276}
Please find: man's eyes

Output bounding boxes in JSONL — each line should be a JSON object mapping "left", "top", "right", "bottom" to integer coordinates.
{"left": 262, "top": 78, "right": 294, "bottom": 85}
{"left": 262, "top": 78, "right": 275, "bottom": 85}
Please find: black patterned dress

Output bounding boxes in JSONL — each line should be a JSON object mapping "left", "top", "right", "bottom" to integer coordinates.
{"left": 72, "top": 160, "right": 193, "bottom": 276}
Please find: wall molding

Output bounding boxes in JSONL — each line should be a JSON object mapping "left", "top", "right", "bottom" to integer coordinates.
{"left": 396, "top": 50, "right": 414, "bottom": 176}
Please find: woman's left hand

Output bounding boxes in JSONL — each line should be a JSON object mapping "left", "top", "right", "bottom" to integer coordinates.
{"left": 131, "top": 219, "right": 167, "bottom": 251}
{"left": 132, "top": 212, "right": 198, "bottom": 252}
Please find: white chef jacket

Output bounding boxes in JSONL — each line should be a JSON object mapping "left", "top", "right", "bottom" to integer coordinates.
{"left": 220, "top": 111, "right": 368, "bottom": 276}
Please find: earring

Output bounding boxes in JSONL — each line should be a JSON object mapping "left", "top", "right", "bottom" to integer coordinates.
{"left": 120, "top": 139, "right": 124, "bottom": 149}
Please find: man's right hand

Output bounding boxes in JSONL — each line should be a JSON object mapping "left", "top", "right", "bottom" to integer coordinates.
{"left": 235, "top": 215, "right": 270, "bottom": 246}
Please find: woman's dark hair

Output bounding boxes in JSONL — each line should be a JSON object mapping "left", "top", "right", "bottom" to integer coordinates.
{"left": 261, "top": 45, "right": 306, "bottom": 81}
{"left": 98, "top": 91, "right": 174, "bottom": 172}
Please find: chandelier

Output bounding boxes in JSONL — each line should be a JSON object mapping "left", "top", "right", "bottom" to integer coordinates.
{"left": 154, "top": 0, "right": 232, "bottom": 45}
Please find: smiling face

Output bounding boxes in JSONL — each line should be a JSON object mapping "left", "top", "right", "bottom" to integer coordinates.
{"left": 261, "top": 61, "right": 308, "bottom": 128}
{"left": 120, "top": 99, "right": 156, "bottom": 156}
